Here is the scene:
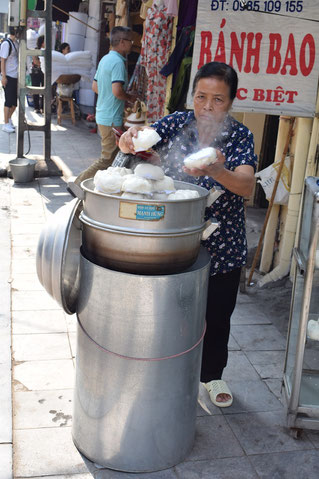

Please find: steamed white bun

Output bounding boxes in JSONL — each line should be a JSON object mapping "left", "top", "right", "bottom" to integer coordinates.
{"left": 153, "top": 175, "right": 175, "bottom": 193}
{"left": 105, "top": 166, "right": 132, "bottom": 176}
{"left": 121, "top": 175, "right": 153, "bottom": 194}
{"left": 134, "top": 163, "right": 165, "bottom": 180}
{"left": 168, "top": 189, "right": 200, "bottom": 200}
{"left": 152, "top": 192, "right": 169, "bottom": 200}
{"left": 121, "top": 192, "right": 147, "bottom": 200}
{"left": 132, "top": 128, "right": 161, "bottom": 152}
{"left": 307, "top": 319, "right": 319, "bottom": 340}
{"left": 184, "top": 147, "right": 217, "bottom": 168}
{"left": 94, "top": 170, "right": 126, "bottom": 194}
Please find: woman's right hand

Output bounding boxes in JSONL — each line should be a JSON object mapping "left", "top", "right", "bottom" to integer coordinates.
{"left": 119, "top": 126, "right": 153, "bottom": 155}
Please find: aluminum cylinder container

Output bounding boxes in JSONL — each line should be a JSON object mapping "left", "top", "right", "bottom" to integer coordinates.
{"left": 72, "top": 249, "right": 211, "bottom": 472}
{"left": 79, "top": 178, "right": 211, "bottom": 274}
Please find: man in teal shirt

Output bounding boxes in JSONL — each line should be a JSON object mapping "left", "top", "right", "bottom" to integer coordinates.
{"left": 74, "top": 26, "right": 135, "bottom": 185}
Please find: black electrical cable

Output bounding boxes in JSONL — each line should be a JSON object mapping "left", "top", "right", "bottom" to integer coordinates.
{"left": 18, "top": 98, "right": 32, "bottom": 157}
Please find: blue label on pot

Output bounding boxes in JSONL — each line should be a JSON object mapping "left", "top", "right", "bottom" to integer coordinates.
{"left": 136, "top": 204, "right": 165, "bottom": 221}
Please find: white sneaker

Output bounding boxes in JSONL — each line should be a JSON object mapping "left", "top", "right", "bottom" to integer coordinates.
{"left": 2, "top": 123, "right": 15, "bottom": 133}
{"left": 9, "top": 118, "right": 15, "bottom": 128}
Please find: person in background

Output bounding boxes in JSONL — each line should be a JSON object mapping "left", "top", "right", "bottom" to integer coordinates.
{"left": 0, "top": 26, "right": 19, "bottom": 133}
{"left": 31, "top": 35, "right": 45, "bottom": 114}
{"left": 59, "top": 42, "right": 70, "bottom": 55}
{"left": 119, "top": 62, "right": 257, "bottom": 408}
{"left": 73, "top": 26, "right": 136, "bottom": 186}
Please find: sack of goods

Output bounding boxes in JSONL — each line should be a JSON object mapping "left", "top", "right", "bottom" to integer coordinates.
{"left": 57, "top": 83, "right": 74, "bottom": 97}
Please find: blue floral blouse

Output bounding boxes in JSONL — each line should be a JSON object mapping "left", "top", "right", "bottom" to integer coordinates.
{"left": 151, "top": 111, "right": 257, "bottom": 276}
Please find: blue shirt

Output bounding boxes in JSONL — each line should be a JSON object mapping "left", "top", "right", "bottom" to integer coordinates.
{"left": 151, "top": 111, "right": 257, "bottom": 275}
{"left": 94, "top": 50, "right": 128, "bottom": 126}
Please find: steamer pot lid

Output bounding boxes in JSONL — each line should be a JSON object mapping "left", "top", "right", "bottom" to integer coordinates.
{"left": 36, "top": 198, "right": 82, "bottom": 314}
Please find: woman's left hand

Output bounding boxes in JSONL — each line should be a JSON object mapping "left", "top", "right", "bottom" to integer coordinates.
{"left": 183, "top": 149, "right": 226, "bottom": 179}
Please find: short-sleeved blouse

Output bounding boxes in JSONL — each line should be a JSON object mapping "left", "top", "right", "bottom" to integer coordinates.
{"left": 151, "top": 111, "right": 257, "bottom": 275}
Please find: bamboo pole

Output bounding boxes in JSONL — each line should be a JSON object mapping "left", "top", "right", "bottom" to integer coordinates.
{"left": 247, "top": 117, "right": 295, "bottom": 286}
{"left": 52, "top": 5, "right": 100, "bottom": 32}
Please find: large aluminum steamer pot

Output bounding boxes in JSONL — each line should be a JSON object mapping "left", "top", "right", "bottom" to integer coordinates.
{"left": 79, "top": 179, "right": 218, "bottom": 274}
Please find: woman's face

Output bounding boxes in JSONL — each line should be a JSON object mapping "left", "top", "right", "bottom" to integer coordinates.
{"left": 62, "top": 45, "right": 70, "bottom": 55}
{"left": 193, "top": 77, "right": 233, "bottom": 125}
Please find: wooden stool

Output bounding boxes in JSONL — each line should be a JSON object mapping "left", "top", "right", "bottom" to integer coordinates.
{"left": 57, "top": 95, "right": 76, "bottom": 125}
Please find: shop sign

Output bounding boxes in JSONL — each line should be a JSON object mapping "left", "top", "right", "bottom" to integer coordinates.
{"left": 186, "top": 0, "right": 319, "bottom": 117}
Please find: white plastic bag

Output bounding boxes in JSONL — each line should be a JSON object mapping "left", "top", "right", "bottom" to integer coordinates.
{"left": 255, "top": 157, "right": 291, "bottom": 205}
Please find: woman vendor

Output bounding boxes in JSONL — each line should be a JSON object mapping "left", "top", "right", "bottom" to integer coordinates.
{"left": 119, "top": 61, "right": 257, "bottom": 408}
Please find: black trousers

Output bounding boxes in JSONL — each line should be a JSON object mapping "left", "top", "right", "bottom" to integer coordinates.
{"left": 200, "top": 267, "right": 241, "bottom": 383}
{"left": 30, "top": 69, "right": 44, "bottom": 110}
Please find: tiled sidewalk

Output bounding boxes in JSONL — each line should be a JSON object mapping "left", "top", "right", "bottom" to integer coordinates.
{"left": 6, "top": 176, "right": 319, "bottom": 479}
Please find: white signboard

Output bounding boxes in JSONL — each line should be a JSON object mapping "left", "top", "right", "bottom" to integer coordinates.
{"left": 186, "top": 0, "right": 319, "bottom": 117}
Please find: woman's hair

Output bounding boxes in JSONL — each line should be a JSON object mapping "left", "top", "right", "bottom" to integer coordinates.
{"left": 59, "top": 42, "right": 70, "bottom": 53}
{"left": 36, "top": 35, "right": 45, "bottom": 49}
{"left": 192, "top": 62, "right": 238, "bottom": 100}
{"left": 110, "top": 26, "right": 132, "bottom": 47}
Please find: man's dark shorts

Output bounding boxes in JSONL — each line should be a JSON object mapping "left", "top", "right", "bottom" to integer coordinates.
{"left": 4, "top": 76, "right": 18, "bottom": 107}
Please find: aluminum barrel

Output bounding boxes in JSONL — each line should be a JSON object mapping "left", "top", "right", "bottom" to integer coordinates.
{"left": 72, "top": 248, "right": 210, "bottom": 472}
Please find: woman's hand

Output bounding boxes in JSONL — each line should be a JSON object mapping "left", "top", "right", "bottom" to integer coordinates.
{"left": 118, "top": 126, "right": 154, "bottom": 155}
{"left": 183, "top": 149, "right": 226, "bottom": 178}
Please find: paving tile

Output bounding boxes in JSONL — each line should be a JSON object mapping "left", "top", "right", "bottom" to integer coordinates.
{"left": 11, "top": 258, "right": 37, "bottom": 275}
{"left": 231, "top": 302, "right": 272, "bottom": 325}
{"left": 68, "top": 332, "right": 77, "bottom": 358}
{"left": 0, "top": 444, "right": 12, "bottom": 479}
{"left": 14, "top": 427, "right": 88, "bottom": 477}
{"left": 249, "top": 449, "right": 319, "bottom": 478}
{"left": 12, "top": 245, "right": 37, "bottom": 259}
{"left": 187, "top": 415, "right": 244, "bottom": 461}
{"left": 221, "top": 379, "right": 283, "bottom": 415}
{"left": 29, "top": 476, "right": 92, "bottom": 479}
{"left": 175, "top": 456, "right": 259, "bottom": 478}
{"left": 12, "top": 310, "right": 67, "bottom": 334}
{"left": 14, "top": 389, "right": 73, "bottom": 429}
{"left": 0, "top": 364, "right": 12, "bottom": 443}
{"left": 246, "top": 350, "right": 286, "bottom": 379}
{"left": 231, "top": 324, "right": 286, "bottom": 351}
{"left": 11, "top": 273, "right": 43, "bottom": 292}
{"left": 228, "top": 333, "right": 241, "bottom": 351}
{"left": 10, "top": 221, "right": 43, "bottom": 235}
{"left": 222, "top": 351, "right": 260, "bottom": 381}
{"left": 13, "top": 359, "right": 74, "bottom": 391}
{"left": 306, "top": 430, "right": 319, "bottom": 448}
{"left": 226, "top": 410, "right": 314, "bottom": 455}
{"left": 12, "top": 290, "right": 61, "bottom": 311}
{"left": 65, "top": 313, "right": 77, "bottom": 333}
{"left": 11, "top": 234, "right": 40, "bottom": 247}
{"left": 263, "top": 378, "right": 285, "bottom": 405}
{"left": 12, "top": 333, "right": 71, "bottom": 361}
{"left": 95, "top": 468, "right": 177, "bottom": 479}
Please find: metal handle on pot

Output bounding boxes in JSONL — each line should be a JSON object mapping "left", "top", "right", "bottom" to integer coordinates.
{"left": 201, "top": 219, "right": 219, "bottom": 241}
{"left": 206, "top": 187, "right": 225, "bottom": 207}
{"left": 67, "top": 181, "right": 85, "bottom": 200}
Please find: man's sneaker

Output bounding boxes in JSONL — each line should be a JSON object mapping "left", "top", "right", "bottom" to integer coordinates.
{"left": 2, "top": 123, "right": 15, "bottom": 133}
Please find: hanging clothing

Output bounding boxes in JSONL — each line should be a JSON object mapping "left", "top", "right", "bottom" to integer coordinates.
{"left": 160, "top": 25, "right": 195, "bottom": 79}
{"left": 177, "top": 0, "right": 198, "bottom": 31}
{"left": 164, "top": 0, "right": 178, "bottom": 16}
{"left": 140, "top": 1, "right": 173, "bottom": 122}
{"left": 167, "top": 56, "right": 192, "bottom": 113}
{"left": 140, "top": 0, "right": 153, "bottom": 20}
{"left": 115, "top": 0, "right": 128, "bottom": 26}
{"left": 127, "top": 56, "right": 148, "bottom": 103}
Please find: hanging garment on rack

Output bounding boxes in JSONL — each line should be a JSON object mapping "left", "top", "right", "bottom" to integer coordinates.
{"left": 160, "top": 25, "right": 195, "bottom": 80}
{"left": 115, "top": 0, "right": 128, "bottom": 26}
{"left": 140, "top": 0, "right": 153, "bottom": 20}
{"left": 167, "top": 56, "right": 192, "bottom": 113}
{"left": 164, "top": 0, "right": 178, "bottom": 16}
{"left": 127, "top": 56, "right": 148, "bottom": 103}
{"left": 140, "top": 1, "right": 173, "bottom": 122}
{"left": 177, "top": 0, "right": 198, "bottom": 31}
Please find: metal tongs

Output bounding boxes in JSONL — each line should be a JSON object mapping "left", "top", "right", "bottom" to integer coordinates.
{"left": 112, "top": 128, "right": 161, "bottom": 166}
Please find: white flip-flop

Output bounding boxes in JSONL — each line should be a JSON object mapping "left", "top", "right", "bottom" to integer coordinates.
{"left": 203, "top": 379, "right": 233, "bottom": 408}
